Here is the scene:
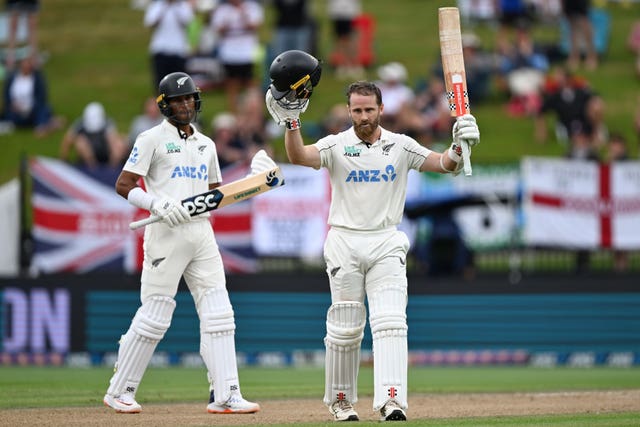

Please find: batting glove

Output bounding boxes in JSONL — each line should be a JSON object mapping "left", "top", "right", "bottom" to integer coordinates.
{"left": 151, "top": 198, "right": 191, "bottom": 228}
{"left": 453, "top": 114, "right": 480, "bottom": 147}
{"left": 249, "top": 149, "right": 277, "bottom": 176}
{"left": 265, "top": 88, "right": 308, "bottom": 129}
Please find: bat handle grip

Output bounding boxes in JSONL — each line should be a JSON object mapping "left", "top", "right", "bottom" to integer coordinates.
{"left": 461, "top": 140, "right": 472, "bottom": 176}
{"left": 129, "top": 215, "right": 162, "bottom": 230}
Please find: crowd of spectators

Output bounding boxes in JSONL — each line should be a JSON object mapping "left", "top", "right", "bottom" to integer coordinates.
{"left": 2, "top": 0, "right": 639, "bottom": 276}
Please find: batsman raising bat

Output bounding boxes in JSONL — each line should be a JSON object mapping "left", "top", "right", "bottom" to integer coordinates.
{"left": 104, "top": 72, "right": 260, "bottom": 415}
{"left": 266, "top": 50, "right": 480, "bottom": 422}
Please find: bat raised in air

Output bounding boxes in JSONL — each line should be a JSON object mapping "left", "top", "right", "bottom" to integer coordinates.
{"left": 439, "top": 6, "right": 472, "bottom": 176}
{"left": 129, "top": 167, "right": 285, "bottom": 230}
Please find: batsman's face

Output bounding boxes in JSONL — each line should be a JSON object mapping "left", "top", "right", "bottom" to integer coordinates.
{"left": 168, "top": 95, "right": 196, "bottom": 122}
{"left": 348, "top": 93, "right": 383, "bottom": 141}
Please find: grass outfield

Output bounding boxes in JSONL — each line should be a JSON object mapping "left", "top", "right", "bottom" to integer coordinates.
{"left": 1, "top": 366, "right": 639, "bottom": 426}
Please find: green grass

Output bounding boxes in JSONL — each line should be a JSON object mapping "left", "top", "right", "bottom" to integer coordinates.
{"left": 3, "top": 0, "right": 640, "bottom": 185}
{"left": 1, "top": 366, "right": 639, "bottom": 409}
{"left": 1, "top": 366, "right": 639, "bottom": 425}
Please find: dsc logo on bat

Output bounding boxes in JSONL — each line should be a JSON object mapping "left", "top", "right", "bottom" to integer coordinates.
{"left": 182, "top": 190, "right": 223, "bottom": 215}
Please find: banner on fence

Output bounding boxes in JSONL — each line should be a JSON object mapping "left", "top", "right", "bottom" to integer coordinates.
{"left": 522, "top": 157, "right": 640, "bottom": 249}
{"left": 252, "top": 164, "right": 330, "bottom": 258}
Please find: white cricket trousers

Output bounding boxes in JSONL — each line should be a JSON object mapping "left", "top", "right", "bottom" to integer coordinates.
{"left": 140, "top": 219, "right": 226, "bottom": 302}
{"left": 323, "top": 226, "right": 410, "bottom": 410}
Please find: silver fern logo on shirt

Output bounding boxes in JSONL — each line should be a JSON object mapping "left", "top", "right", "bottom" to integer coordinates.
{"left": 381, "top": 142, "right": 395, "bottom": 156}
{"left": 345, "top": 165, "right": 397, "bottom": 182}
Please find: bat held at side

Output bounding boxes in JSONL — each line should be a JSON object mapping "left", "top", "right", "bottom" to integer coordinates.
{"left": 129, "top": 167, "right": 285, "bottom": 230}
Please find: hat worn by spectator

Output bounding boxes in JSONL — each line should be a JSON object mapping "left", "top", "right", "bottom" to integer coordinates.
{"left": 83, "top": 102, "right": 106, "bottom": 133}
{"left": 377, "top": 62, "right": 408, "bottom": 84}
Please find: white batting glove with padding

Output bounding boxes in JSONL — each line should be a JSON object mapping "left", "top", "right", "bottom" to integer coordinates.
{"left": 151, "top": 198, "right": 191, "bottom": 228}
{"left": 452, "top": 114, "right": 480, "bottom": 147}
{"left": 265, "top": 88, "right": 308, "bottom": 128}
{"left": 249, "top": 149, "right": 277, "bottom": 176}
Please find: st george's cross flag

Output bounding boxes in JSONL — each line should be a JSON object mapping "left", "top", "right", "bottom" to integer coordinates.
{"left": 522, "top": 157, "right": 640, "bottom": 250}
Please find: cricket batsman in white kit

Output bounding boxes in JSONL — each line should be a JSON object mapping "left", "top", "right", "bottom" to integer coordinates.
{"left": 266, "top": 50, "right": 480, "bottom": 422}
{"left": 103, "top": 72, "right": 261, "bottom": 415}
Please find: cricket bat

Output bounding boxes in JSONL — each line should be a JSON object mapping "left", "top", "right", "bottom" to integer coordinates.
{"left": 439, "top": 6, "right": 472, "bottom": 176}
{"left": 129, "top": 167, "right": 285, "bottom": 230}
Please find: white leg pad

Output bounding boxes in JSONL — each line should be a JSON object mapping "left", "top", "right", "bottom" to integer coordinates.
{"left": 369, "top": 286, "right": 408, "bottom": 411}
{"left": 323, "top": 301, "right": 366, "bottom": 406}
{"left": 106, "top": 295, "right": 175, "bottom": 397}
{"left": 198, "top": 287, "right": 239, "bottom": 404}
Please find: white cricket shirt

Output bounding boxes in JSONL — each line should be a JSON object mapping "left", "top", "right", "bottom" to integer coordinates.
{"left": 315, "top": 126, "right": 432, "bottom": 231}
{"left": 123, "top": 120, "right": 222, "bottom": 218}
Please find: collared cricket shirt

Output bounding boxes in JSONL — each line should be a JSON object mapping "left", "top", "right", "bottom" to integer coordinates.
{"left": 124, "top": 120, "right": 222, "bottom": 219}
{"left": 315, "top": 126, "right": 432, "bottom": 231}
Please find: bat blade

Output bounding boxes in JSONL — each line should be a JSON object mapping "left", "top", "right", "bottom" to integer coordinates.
{"left": 129, "top": 167, "right": 285, "bottom": 230}
{"left": 439, "top": 6, "right": 472, "bottom": 176}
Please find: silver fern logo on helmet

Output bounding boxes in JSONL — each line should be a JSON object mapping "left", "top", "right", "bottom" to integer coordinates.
{"left": 176, "top": 76, "right": 189, "bottom": 87}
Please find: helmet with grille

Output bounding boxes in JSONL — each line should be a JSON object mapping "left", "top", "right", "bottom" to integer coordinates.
{"left": 269, "top": 50, "right": 322, "bottom": 107}
{"left": 156, "top": 72, "right": 202, "bottom": 125}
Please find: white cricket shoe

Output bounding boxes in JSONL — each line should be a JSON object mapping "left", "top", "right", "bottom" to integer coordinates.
{"left": 380, "top": 399, "right": 407, "bottom": 421}
{"left": 207, "top": 392, "right": 260, "bottom": 414}
{"left": 329, "top": 399, "right": 359, "bottom": 422}
{"left": 103, "top": 392, "right": 142, "bottom": 414}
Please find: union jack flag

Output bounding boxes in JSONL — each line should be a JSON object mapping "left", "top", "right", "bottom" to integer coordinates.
{"left": 30, "top": 157, "right": 138, "bottom": 274}
{"left": 30, "top": 157, "right": 258, "bottom": 274}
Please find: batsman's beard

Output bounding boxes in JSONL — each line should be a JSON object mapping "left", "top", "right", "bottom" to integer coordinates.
{"left": 354, "top": 117, "right": 380, "bottom": 141}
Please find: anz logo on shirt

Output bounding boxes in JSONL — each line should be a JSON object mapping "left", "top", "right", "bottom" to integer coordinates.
{"left": 166, "top": 142, "right": 181, "bottom": 154}
{"left": 127, "top": 147, "right": 139, "bottom": 165}
{"left": 170, "top": 164, "right": 208, "bottom": 181}
{"left": 345, "top": 164, "right": 397, "bottom": 183}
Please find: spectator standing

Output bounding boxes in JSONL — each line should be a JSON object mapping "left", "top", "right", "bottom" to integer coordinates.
{"left": 561, "top": 0, "right": 597, "bottom": 70}
{"left": 210, "top": 0, "right": 264, "bottom": 113}
{"left": 128, "top": 96, "right": 163, "bottom": 146}
{"left": 534, "top": 67, "right": 599, "bottom": 146}
{"left": 144, "top": 0, "right": 195, "bottom": 88}
{"left": 495, "top": 0, "right": 531, "bottom": 54}
{"left": 327, "top": 0, "right": 362, "bottom": 80}
{"left": 270, "top": 0, "right": 313, "bottom": 56}
{"left": 1, "top": 55, "right": 63, "bottom": 137}
{"left": 59, "top": 102, "right": 126, "bottom": 168}
{"left": 4, "top": 0, "right": 39, "bottom": 70}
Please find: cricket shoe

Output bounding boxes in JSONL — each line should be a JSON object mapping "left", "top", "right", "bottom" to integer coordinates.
{"left": 329, "top": 399, "right": 359, "bottom": 421}
{"left": 207, "top": 392, "right": 260, "bottom": 414}
{"left": 380, "top": 399, "right": 406, "bottom": 421}
{"left": 103, "top": 392, "right": 142, "bottom": 414}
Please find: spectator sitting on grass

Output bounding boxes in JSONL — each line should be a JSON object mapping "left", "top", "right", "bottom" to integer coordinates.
{"left": 1, "top": 56, "right": 64, "bottom": 137}
{"left": 59, "top": 102, "right": 126, "bottom": 169}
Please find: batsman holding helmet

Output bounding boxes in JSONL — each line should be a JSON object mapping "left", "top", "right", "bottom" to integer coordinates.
{"left": 266, "top": 50, "right": 480, "bottom": 422}
{"left": 103, "top": 71, "right": 260, "bottom": 415}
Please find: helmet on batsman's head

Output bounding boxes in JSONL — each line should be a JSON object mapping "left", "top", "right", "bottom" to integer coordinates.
{"left": 269, "top": 50, "right": 322, "bottom": 103}
{"left": 157, "top": 72, "right": 202, "bottom": 124}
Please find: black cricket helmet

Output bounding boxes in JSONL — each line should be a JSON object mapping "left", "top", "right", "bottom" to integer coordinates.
{"left": 269, "top": 50, "right": 322, "bottom": 103}
{"left": 157, "top": 72, "right": 202, "bottom": 124}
